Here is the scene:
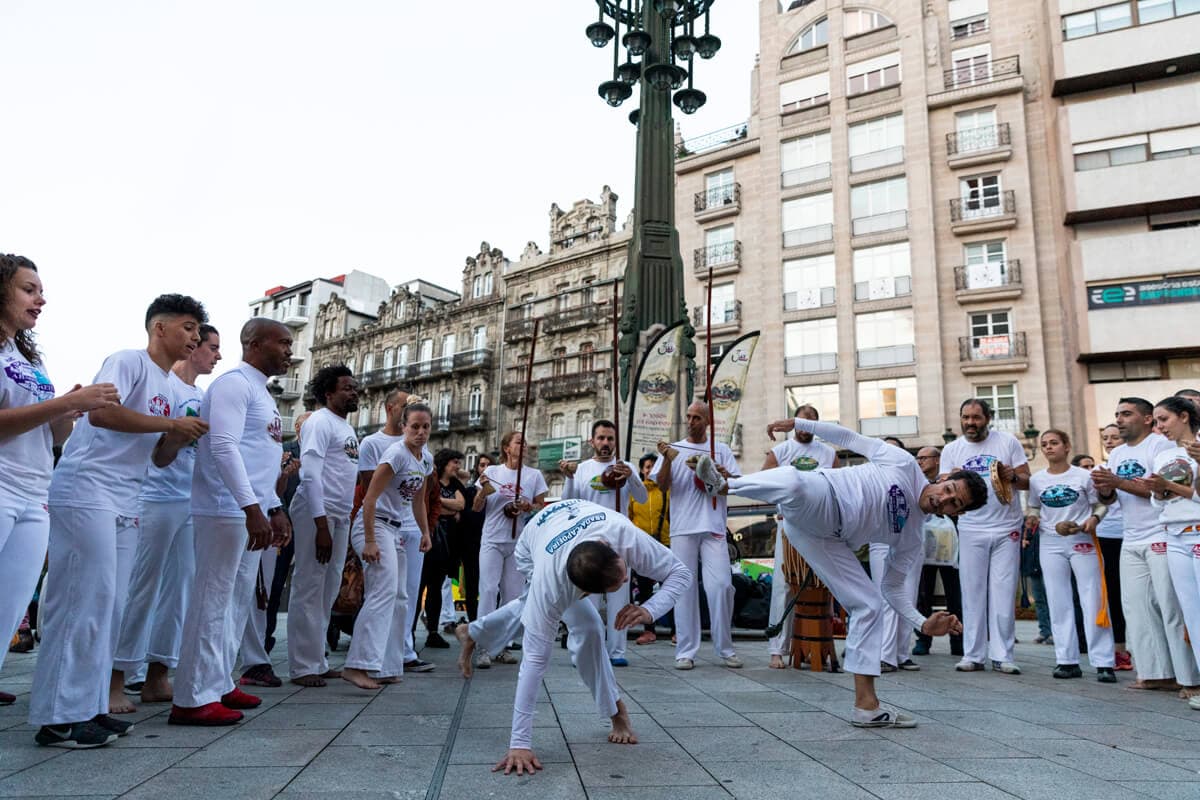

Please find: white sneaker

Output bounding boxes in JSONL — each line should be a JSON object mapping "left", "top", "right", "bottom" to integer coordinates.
{"left": 1189, "top": 695, "right": 1200, "bottom": 710}
{"left": 955, "top": 659, "right": 985, "bottom": 672}
{"left": 476, "top": 653, "right": 492, "bottom": 669}
{"left": 722, "top": 655, "right": 744, "bottom": 669}
{"left": 851, "top": 704, "right": 917, "bottom": 728}
{"left": 993, "top": 660, "right": 1022, "bottom": 675}
{"left": 494, "top": 650, "right": 518, "bottom": 665}
{"left": 674, "top": 658, "right": 695, "bottom": 670}
{"left": 694, "top": 455, "right": 726, "bottom": 498}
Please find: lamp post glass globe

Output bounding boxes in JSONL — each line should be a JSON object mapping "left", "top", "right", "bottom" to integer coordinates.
{"left": 668, "top": 64, "right": 688, "bottom": 90}
{"left": 617, "top": 60, "right": 641, "bottom": 85}
{"left": 599, "top": 79, "right": 633, "bottom": 106}
{"left": 696, "top": 33, "right": 721, "bottom": 59}
{"left": 644, "top": 62, "right": 676, "bottom": 91}
{"left": 622, "top": 29, "right": 652, "bottom": 57}
{"left": 673, "top": 33, "right": 698, "bottom": 59}
{"left": 656, "top": 0, "right": 683, "bottom": 19}
{"left": 673, "top": 87, "right": 706, "bottom": 114}
{"left": 586, "top": 20, "right": 616, "bottom": 47}
{"left": 628, "top": 107, "right": 640, "bottom": 126}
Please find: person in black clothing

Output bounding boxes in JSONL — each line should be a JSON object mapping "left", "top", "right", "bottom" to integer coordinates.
{"left": 455, "top": 454, "right": 491, "bottom": 622}
{"left": 264, "top": 412, "right": 308, "bottom": 654}
{"left": 414, "top": 449, "right": 465, "bottom": 648}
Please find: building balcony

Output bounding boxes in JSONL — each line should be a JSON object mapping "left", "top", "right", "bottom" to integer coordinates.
{"left": 356, "top": 422, "right": 384, "bottom": 438}
{"left": 543, "top": 304, "right": 603, "bottom": 333}
{"left": 856, "top": 344, "right": 916, "bottom": 369}
{"left": 950, "top": 190, "right": 1017, "bottom": 234}
{"left": 358, "top": 364, "right": 409, "bottom": 389}
{"left": 500, "top": 384, "right": 528, "bottom": 407}
{"left": 851, "top": 209, "right": 908, "bottom": 237}
{"left": 693, "top": 241, "right": 742, "bottom": 278}
{"left": 1069, "top": 157, "right": 1200, "bottom": 223}
{"left": 692, "top": 300, "right": 742, "bottom": 337}
{"left": 1056, "top": 12, "right": 1200, "bottom": 95}
{"left": 268, "top": 376, "right": 303, "bottom": 400}
{"left": 850, "top": 146, "right": 904, "bottom": 174}
{"left": 846, "top": 83, "right": 902, "bottom": 110}
{"left": 928, "top": 58, "right": 1023, "bottom": 109}
{"left": 783, "top": 224, "right": 834, "bottom": 249}
{"left": 450, "top": 410, "right": 489, "bottom": 432}
{"left": 780, "top": 44, "right": 828, "bottom": 73}
{"left": 503, "top": 315, "right": 537, "bottom": 343}
{"left": 784, "top": 286, "right": 836, "bottom": 311}
{"left": 860, "top": 415, "right": 918, "bottom": 437}
{"left": 431, "top": 414, "right": 452, "bottom": 436}
{"left": 853, "top": 276, "right": 911, "bottom": 302}
{"left": 844, "top": 24, "right": 898, "bottom": 53}
{"left": 958, "top": 332, "right": 1029, "bottom": 374}
{"left": 954, "top": 260, "right": 1022, "bottom": 303}
{"left": 946, "top": 123, "right": 1012, "bottom": 169}
{"left": 453, "top": 348, "right": 493, "bottom": 373}
{"left": 785, "top": 353, "right": 838, "bottom": 375}
{"left": 781, "top": 162, "right": 832, "bottom": 190}
{"left": 279, "top": 415, "right": 296, "bottom": 438}
{"left": 538, "top": 371, "right": 601, "bottom": 401}
{"left": 409, "top": 359, "right": 436, "bottom": 380}
{"left": 694, "top": 183, "right": 741, "bottom": 221}
{"left": 780, "top": 99, "right": 831, "bottom": 125}
{"left": 943, "top": 55, "right": 1020, "bottom": 91}
{"left": 268, "top": 306, "right": 309, "bottom": 327}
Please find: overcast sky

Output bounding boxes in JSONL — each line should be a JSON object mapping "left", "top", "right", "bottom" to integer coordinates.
{"left": 1, "top": 0, "right": 759, "bottom": 388}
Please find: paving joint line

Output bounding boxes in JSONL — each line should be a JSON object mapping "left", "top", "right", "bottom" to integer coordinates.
{"left": 425, "top": 673, "right": 471, "bottom": 800}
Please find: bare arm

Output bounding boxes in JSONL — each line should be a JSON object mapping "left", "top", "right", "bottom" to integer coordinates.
{"left": 760, "top": 451, "right": 779, "bottom": 471}
{"left": 0, "top": 382, "right": 120, "bottom": 440}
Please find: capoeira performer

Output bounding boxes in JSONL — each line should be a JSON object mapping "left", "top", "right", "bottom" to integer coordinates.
{"left": 287, "top": 364, "right": 360, "bottom": 687}
{"left": 651, "top": 401, "right": 742, "bottom": 670}
{"left": 1025, "top": 429, "right": 1116, "bottom": 681}
{"left": 342, "top": 402, "right": 433, "bottom": 690}
{"left": 559, "top": 418, "right": 648, "bottom": 667}
{"left": 694, "top": 416, "right": 986, "bottom": 727}
{"left": 760, "top": 404, "right": 838, "bottom": 669}
{"left": 170, "top": 318, "right": 293, "bottom": 726}
{"left": 472, "top": 430, "right": 548, "bottom": 668}
{"left": 31, "top": 294, "right": 209, "bottom": 747}
{"left": 455, "top": 499, "right": 691, "bottom": 775}
{"left": 940, "top": 398, "right": 1030, "bottom": 674}
{"left": 871, "top": 438, "right": 924, "bottom": 673}
{"left": 112, "top": 324, "right": 222, "bottom": 710}
{"left": 0, "top": 255, "right": 120, "bottom": 712}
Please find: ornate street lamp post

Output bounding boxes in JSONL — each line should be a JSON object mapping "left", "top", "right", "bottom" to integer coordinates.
{"left": 583, "top": 0, "right": 722, "bottom": 399}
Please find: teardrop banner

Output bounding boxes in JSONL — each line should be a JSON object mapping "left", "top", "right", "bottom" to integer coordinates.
{"left": 624, "top": 320, "right": 689, "bottom": 462}
{"left": 709, "top": 330, "right": 760, "bottom": 446}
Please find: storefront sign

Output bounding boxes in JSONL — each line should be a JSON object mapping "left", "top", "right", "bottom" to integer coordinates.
{"left": 1088, "top": 276, "right": 1200, "bottom": 310}
{"left": 537, "top": 436, "right": 582, "bottom": 469}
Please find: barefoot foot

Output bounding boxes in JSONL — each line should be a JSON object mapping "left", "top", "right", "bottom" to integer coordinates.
{"left": 455, "top": 623, "right": 476, "bottom": 679}
{"left": 607, "top": 699, "right": 639, "bottom": 745}
{"left": 108, "top": 690, "right": 137, "bottom": 714}
{"left": 141, "top": 666, "right": 174, "bottom": 703}
{"left": 1179, "top": 685, "right": 1200, "bottom": 699}
{"left": 320, "top": 669, "right": 342, "bottom": 679}
{"left": 377, "top": 675, "right": 403, "bottom": 684}
{"left": 291, "top": 675, "right": 327, "bottom": 688}
{"left": 341, "top": 668, "right": 381, "bottom": 690}
{"left": 769, "top": 655, "right": 786, "bottom": 669}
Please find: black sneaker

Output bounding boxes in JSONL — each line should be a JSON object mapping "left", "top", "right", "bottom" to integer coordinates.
{"left": 403, "top": 659, "right": 436, "bottom": 673}
{"left": 424, "top": 632, "right": 451, "bottom": 649}
{"left": 35, "top": 721, "right": 118, "bottom": 749}
{"left": 93, "top": 714, "right": 135, "bottom": 737}
{"left": 1053, "top": 663, "right": 1083, "bottom": 679}
{"left": 123, "top": 681, "right": 145, "bottom": 696}
{"left": 1097, "top": 667, "right": 1117, "bottom": 683}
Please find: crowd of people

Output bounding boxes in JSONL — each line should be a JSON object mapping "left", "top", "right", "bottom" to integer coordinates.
{"left": 2, "top": 253, "right": 1200, "bottom": 769}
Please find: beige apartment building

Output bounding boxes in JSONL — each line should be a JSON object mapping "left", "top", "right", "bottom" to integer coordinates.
{"left": 675, "top": 0, "right": 1077, "bottom": 463}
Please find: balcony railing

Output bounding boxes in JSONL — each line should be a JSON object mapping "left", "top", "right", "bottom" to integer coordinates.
{"left": 453, "top": 348, "right": 493, "bottom": 372}
{"left": 538, "top": 371, "right": 601, "bottom": 401}
{"left": 953, "top": 259, "right": 1022, "bottom": 292}
{"left": 356, "top": 423, "right": 384, "bottom": 438}
{"left": 850, "top": 145, "right": 904, "bottom": 173}
{"left": 783, "top": 286, "right": 836, "bottom": 310}
{"left": 785, "top": 353, "right": 837, "bottom": 374}
{"left": 781, "top": 162, "right": 831, "bottom": 189}
{"left": 269, "top": 376, "right": 303, "bottom": 399}
{"left": 851, "top": 209, "right": 907, "bottom": 236}
{"left": 950, "top": 190, "right": 1015, "bottom": 222}
{"left": 853, "top": 276, "right": 912, "bottom": 301}
{"left": 279, "top": 415, "right": 296, "bottom": 437}
{"left": 694, "top": 183, "right": 741, "bottom": 214}
{"left": 782, "top": 224, "right": 834, "bottom": 248}
{"left": 947, "top": 123, "right": 1011, "bottom": 156}
{"left": 857, "top": 344, "right": 916, "bottom": 368}
{"left": 503, "top": 315, "right": 537, "bottom": 343}
{"left": 543, "top": 304, "right": 603, "bottom": 333}
{"left": 358, "top": 365, "right": 408, "bottom": 389}
{"left": 959, "top": 331, "right": 1027, "bottom": 362}
{"left": 432, "top": 414, "right": 451, "bottom": 435}
{"left": 450, "top": 411, "right": 489, "bottom": 432}
{"left": 268, "top": 305, "right": 309, "bottom": 327}
{"left": 500, "top": 384, "right": 527, "bottom": 406}
{"left": 692, "top": 300, "right": 742, "bottom": 330}
{"left": 694, "top": 241, "right": 741, "bottom": 272}
{"left": 943, "top": 55, "right": 1020, "bottom": 90}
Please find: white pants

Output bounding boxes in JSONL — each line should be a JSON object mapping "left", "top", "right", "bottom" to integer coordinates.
{"left": 345, "top": 519, "right": 410, "bottom": 678}
{"left": 586, "top": 570, "right": 630, "bottom": 660}
{"left": 439, "top": 577, "right": 457, "bottom": 625}
{"left": 957, "top": 527, "right": 1020, "bottom": 664}
{"left": 670, "top": 533, "right": 735, "bottom": 661}
{"left": 768, "top": 528, "right": 792, "bottom": 657}
{"left": 478, "top": 538, "right": 524, "bottom": 645}
{"left": 239, "top": 544, "right": 276, "bottom": 669}
{"left": 173, "top": 515, "right": 261, "bottom": 708}
{"left": 29, "top": 506, "right": 138, "bottom": 725}
{"left": 113, "top": 500, "right": 194, "bottom": 673}
{"left": 1121, "top": 540, "right": 1200, "bottom": 683}
{"left": 869, "top": 543, "right": 922, "bottom": 667}
{"left": 402, "top": 526, "right": 425, "bottom": 663}
{"left": 1166, "top": 530, "right": 1200, "bottom": 672}
{"left": 0, "top": 494, "right": 49, "bottom": 678}
{"left": 286, "top": 502, "right": 351, "bottom": 679}
{"left": 1040, "top": 533, "right": 1115, "bottom": 668}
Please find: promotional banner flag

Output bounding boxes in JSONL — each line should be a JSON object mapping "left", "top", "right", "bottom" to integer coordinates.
{"left": 709, "top": 331, "right": 760, "bottom": 447}
{"left": 625, "top": 321, "right": 688, "bottom": 461}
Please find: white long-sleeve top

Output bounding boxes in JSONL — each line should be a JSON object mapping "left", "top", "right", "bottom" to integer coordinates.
{"left": 793, "top": 419, "right": 929, "bottom": 632}
{"left": 191, "top": 362, "right": 282, "bottom": 518}
{"left": 507, "top": 499, "right": 692, "bottom": 750}
{"left": 561, "top": 456, "right": 648, "bottom": 510}
{"left": 293, "top": 407, "right": 359, "bottom": 519}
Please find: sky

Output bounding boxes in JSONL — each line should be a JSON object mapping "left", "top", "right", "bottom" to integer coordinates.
{"left": 1, "top": 0, "right": 760, "bottom": 388}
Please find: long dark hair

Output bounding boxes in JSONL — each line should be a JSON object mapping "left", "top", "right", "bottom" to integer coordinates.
{"left": 0, "top": 254, "right": 41, "bottom": 364}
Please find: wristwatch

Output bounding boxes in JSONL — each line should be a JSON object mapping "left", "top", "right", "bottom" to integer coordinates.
{"left": 267, "top": 506, "right": 286, "bottom": 517}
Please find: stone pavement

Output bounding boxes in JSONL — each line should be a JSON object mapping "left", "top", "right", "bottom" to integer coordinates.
{"left": 2, "top": 618, "right": 1199, "bottom": 799}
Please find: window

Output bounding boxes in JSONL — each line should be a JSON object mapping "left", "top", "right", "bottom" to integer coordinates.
{"left": 442, "top": 333, "right": 456, "bottom": 357}
{"left": 377, "top": 401, "right": 388, "bottom": 425}
{"left": 483, "top": 273, "right": 493, "bottom": 294}
{"left": 550, "top": 413, "right": 565, "bottom": 439}
{"left": 468, "top": 385, "right": 483, "bottom": 422}
{"left": 960, "top": 174, "right": 1002, "bottom": 218}
{"left": 437, "top": 392, "right": 452, "bottom": 427}
{"left": 577, "top": 411, "right": 593, "bottom": 441}
{"left": 346, "top": 355, "right": 356, "bottom": 374}
{"left": 785, "top": 318, "right": 838, "bottom": 374}
{"left": 472, "top": 275, "right": 483, "bottom": 298}
{"left": 954, "top": 107, "right": 999, "bottom": 153}
{"left": 579, "top": 342, "right": 596, "bottom": 372}
{"left": 556, "top": 283, "right": 571, "bottom": 311}
{"left": 853, "top": 242, "right": 911, "bottom": 300}
{"left": 704, "top": 224, "right": 737, "bottom": 266}
{"left": 784, "top": 254, "right": 836, "bottom": 310}
{"left": 552, "top": 347, "right": 567, "bottom": 376}
{"left": 787, "top": 16, "right": 828, "bottom": 53}
{"left": 949, "top": 0, "right": 989, "bottom": 38}
{"left": 846, "top": 52, "right": 900, "bottom": 95}
{"left": 968, "top": 310, "right": 1014, "bottom": 358}
{"left": 397, "top": 344, "right": 409, "bottom": 365}
{"left": 858, "top": 377, "right": 918, "bottom": 436}
{"left": 781, "top": 131, "right": 832, "bottom": 187}
{"left": 856, "top": 309, "right": 915, "bottom": 368}
{"left": 786, "top": 384, "right": 840, "bottom": 425}
{"left": 704, "top": 284, "right": 737, "bottom": 325}
{"left": 962, "top": 240, "right": 1009, "bottom": 288}
{"left": 361, "top": 352, "right": 375, "bottom": 374}
{"left": 848, "top": 114, "right": 904, "bottom": 172}
{"left": 419, "top": 338, "right": 433, "bottom": 363}
{"left": 851, "top": 177, "right": 908, "bottom": 235}
{"left": 1073, "top": 134, "right": 1149, "bottom": 170}
{"left": 1151, "top": 125, "right": 1200, "bottom": 159}
{"left": 974, "top": 383, "right": 1018, "bottom": 432}
{"left": 1062, "top": 2, "right": 1133, "bottom": 39}
{"left": 844, "top": 8, "right": 893, "bottom": 36}
{"left": 1088, "top": 359, "right": 1167, "bottom": 382}
{"left": 780, "top": 72, "right": 830, "bottom": 112}
{"left": 473, "top": 325, "right": 487, "bottom": 351}
{"left": 383, "top": 348, "right": 395, "bottom": 369}
{"left": 702, "top": 168, "right": 736, "bottom": 208}
{"left": 950, "top": 44, "right": 991, "bottom": 86}
{"left": 782, "top": 193, "right": 834, "bottom": 247}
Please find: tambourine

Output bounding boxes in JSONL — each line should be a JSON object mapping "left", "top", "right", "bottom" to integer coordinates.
{"left": 502, "top": 501, "right": 523, "bottom": 519}
{"left": 990, "top": 461, "right": 1013, "bottom": 505}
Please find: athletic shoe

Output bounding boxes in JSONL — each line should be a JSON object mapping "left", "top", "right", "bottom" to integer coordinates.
{"left": 425, "top": 632, "right": 451, "bottom": 649}
{"left": 674, "top": 658, "right": 695, "bottom": 670}
{"left": 92, "top": 714, "right": 134, "bottom": 736}
{"left": 9, "top": 628, "right": 34, "bottom": 653}
{"left": 1115, "top": 651, "right": 1133, "bottom": 671}
{"left": 955, "top": 659, "right": 985, "bottom": 672}
{"left": 493, "top": 651, "right": 518, "bottom": 665}
{"left": 508, "top": 641, "right": 522, "bottom": 651}
{"left": 694, "top": 455, "right": 727, "bottom": 498}
{"left": 993, "top": 661, "right": 1022, "bottom": 675}
{"left": 221, "top": 687, "right": 262, "bottom": 709}
{"left": 898, "top": 659, "right": 920, "bottom": 671}
{"left": 476, "top": 653, "right": 492, "bottom": 669}
{"left": 851, "top": 704, "right": 917, "bottom": 729}
{"left": 169, "top": 703, "right": 243, "bottom": 726}
{"left": 0, "top": 691, "right": 15, "bottom": 705}
{"left": 1034, "top": 634, "right": 1050, "bottom": 644}
{"left": 35, "top": 721, "right": 117, "bottom": 748}
{"left": 722, "top": 655, "right": 744, "bottom": 669}
{"left": 123, "top": 681, "right": 145, "bottom": 696}
{"left": 1053, "top": 663, "right": 1083, "bottom": 679}
{"left": 404, "top": 659, "right": 436, "bottom": 673}
{"left": 1189, "top": 695, "right": 1200, "bottom": 710}
{"left": 611, "top": 657, "right": 629, "bottom": 667}
{"left": 1097, "top": 667, "right": 1117, "bottom": 683}
{"left": 881, "top": 662, "right": 898, "bottom": 673}
{"left": 911, "top": 641, "right": 930, "bottom": 656}
{"left": 240, "top": 663, "right": 282, "bottom": 687}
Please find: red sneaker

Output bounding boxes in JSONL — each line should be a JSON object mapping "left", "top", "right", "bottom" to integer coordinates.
{"left": 168, "top": 703, "right": 243, "bottom": 726}
{"left": 0, "top": 691, "right": 16, "bottom": 705}
{"left": 221, "top": 687, "right": 262, "bottom": 709}
{"left": 1115, "top": 651, "right": 1133, "bottom": 671}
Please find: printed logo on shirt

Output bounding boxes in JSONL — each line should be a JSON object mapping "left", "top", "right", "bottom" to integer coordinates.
{"left": 1114, "top": 459, "right": 1147, "bottom": 480}
{"left": 1151, "top": 541, "right": 1167, "bottom": 555}
{"left": 343, "top": 437, "right": 360, "bottom": 462}
{"left": 537, "top": 499, "right": 582, "bottom": 525}
{"left": 545, "top": 512, "right": 606, "bottom": 554}
{"left": 1192, "top": 544, "right": 1200, "bottom": 558}
{"left": 2, "top": 358, "right": 54, "bottom": 401}
{"left": 886, "top": 485, "right": 909, "bottom": 534}
{"left": 1073, "top": 542, "right": 1095, "bottom": 555}
{"left": 148, "top": 393, "right": 171, "bottom": 417}
{"left": 588, "top": 474, "right": 613, "bottom": 493}
{"left": 961, "top": 454, "right": 998, "bottom": 474}
{"left": 394, "top": 472, "right": 425, "bottom": 504}
{"left": 1008, "top": 530, "right": 1020, "bottom": 541}
{"left": 1040, "top": 485, "right": 1080, "bottom": 508}
{"left": 789, "top": 455, "right": 819, "bottom": 471}
{"left": 267, "top": 412, "right": 283, "bottom": 443}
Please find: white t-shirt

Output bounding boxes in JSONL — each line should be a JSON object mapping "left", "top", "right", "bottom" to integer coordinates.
{"left": 191, "top": 362, "right": 283, "bottom": 518}
{"left": 649, "top": 439, "right": 740, "bottom": 536}
{"left": 0, "top": 342, "right": 56, "bottom": 503}
{"left": 1151, "top": 445, "right": 1200, "bottom": 528}
{"left": 1108, "top": 433, "right": 1173, "bottom": 545}
{"left": 771, "top": 438, "right": 837, "bottom": 471}
{"left": 479, "top": 463, "right": 548, "bottom": 544}
{"left": 509, "top": 499, "right": 691, "bottom": 749}
{"left": 50, "top": 349, "right": 171, "bottom": 515}
{"left": 294, "top": 407, "right": 359, "bottom": 519}
{"left": 372, "top": 440, "right": 433, "bottom": 528}
{"left": 358, "top": 430, "right": 404, "bottom": 474}
{"left": 140, "top": 372, "right": 204, "bottom": 504}
{"left": 1028, "top": 466, "right": 1099, "bottom": 529}
{"left": 562, "top": 457, "right": 649, "bottom": 510}
{"left": 939, "top": 429, "right": 1027, "bottom": 536}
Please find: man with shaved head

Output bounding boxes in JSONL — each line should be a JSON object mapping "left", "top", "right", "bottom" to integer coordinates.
{"left": 170, "top": 318, "right": 294, "bottom": 726}
{"left": 649, "top": 400, "right": 742, "bottom": 670}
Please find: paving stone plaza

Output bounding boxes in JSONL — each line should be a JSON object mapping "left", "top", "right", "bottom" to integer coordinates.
{"left": 2, "top": 619, "right": 1198, "bottom": 799}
